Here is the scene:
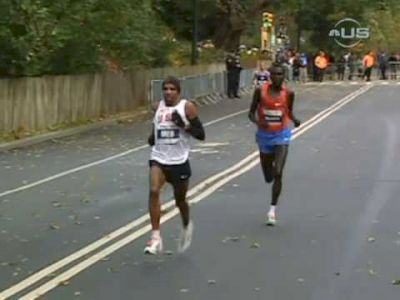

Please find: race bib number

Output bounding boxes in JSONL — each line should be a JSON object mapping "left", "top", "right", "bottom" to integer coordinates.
{"left": 157, "top": 129, "right": 180, "bottom": 144}
{"left": 263, "top": 109, "right": 283, "bottom": 123}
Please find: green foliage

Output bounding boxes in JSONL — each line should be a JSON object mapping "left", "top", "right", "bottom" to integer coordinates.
{"left": 1, "top": 0, "right": 400, "bottom": 76}
{"left": 0, "top": 0, "right": 173, "bottom": 76}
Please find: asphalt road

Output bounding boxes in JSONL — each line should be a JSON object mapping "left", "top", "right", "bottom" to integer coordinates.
{"left": 1, "top": 81, "right": 400, "bottom": 299}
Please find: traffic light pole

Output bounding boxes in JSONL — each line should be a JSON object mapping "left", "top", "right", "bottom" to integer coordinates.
{"left": 191, "top": 0, "right": 198, "bottom": 65}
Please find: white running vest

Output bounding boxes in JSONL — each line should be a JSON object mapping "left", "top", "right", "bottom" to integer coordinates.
{"left": 150, "top": 99, "right": 191, "bottom": 165}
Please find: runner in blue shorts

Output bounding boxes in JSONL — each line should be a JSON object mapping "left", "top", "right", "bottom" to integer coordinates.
{"left": 248, "top": 63, "right": 301, "bottom": 225}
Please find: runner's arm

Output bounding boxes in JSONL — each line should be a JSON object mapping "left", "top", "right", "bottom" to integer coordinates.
{"left": 248, "top": 88, "right": 260, "bottom": 123}
{"left": 253, "top": 71, "right": 259, "bottom": 86}
{"left": 287, "top": 90, "right": 301, "bottom": 127}
{"left": 147, "top": 101, "right": 159, "bottom": 146}
{"left": 172, "top": 101, "right": 205, "bottom": 140}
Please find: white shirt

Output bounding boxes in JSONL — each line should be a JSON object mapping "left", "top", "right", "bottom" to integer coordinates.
{"left": 150, "top": 99, "right": 191, "bottom": 165}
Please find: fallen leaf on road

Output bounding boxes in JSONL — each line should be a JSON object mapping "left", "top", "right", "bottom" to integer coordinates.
{"left": 367, "top": 237, "right": 376, "bottom": 243}
{"left": 59, "top": 280, "right": 70, "bottom": 286}
{"left": 107, "top": 267, "right": 117, "bottom": 273}
{"left": 74, "top": 291, "right": 81, "bottom": 296}
{"left": 368, "top": 269, "right": 377, "bottom": 276}
{"left": 250, "top": 242, "right": 260, "bottom": 249}
{"left": 180, "top": 289, "right": 189, "bottom": 293}
{"left": 81, "top": 196, "right": 91, "bottom": 204}
{"left": 297, "top": 278, "right": 305, "bottom": 283}
{"left": 49, "top": 223, "right": 61, "bottom": 230}
{"left": 392, "top": 280, "right": 400, "bottom": 285}
{"left": 222, "top": 236, "right": 240, "bottom": 243}
{"left": 52, "top": 201, "right": 62, "bottom": 208}
{"left": 208, "top": 280, "right": 217, "bottom": 285}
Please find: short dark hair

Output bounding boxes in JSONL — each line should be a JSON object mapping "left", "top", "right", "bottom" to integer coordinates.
{"left": 269, "top": 62, "right": 284, "bottom": 72}
{"left": 162, "top": 76, "right": 181, "bottom": 93}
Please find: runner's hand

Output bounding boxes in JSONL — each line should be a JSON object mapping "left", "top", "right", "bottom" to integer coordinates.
{"left": 293, "top": 118, "right": 301, "bottom": 128}
{"left": 148, "top": 134, "right": 155, "bottom": 146}
{"left": 171, "top": 111, "right": 185, "bottom": 128}
{"left": 248, "top": 112, "right": 257, "bottom": 124}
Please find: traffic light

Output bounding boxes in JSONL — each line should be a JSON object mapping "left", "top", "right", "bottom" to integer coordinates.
{"left": 262, "top": 12, "right": 274, "bottom": 28}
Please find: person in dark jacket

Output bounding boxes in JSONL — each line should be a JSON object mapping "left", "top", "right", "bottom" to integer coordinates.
{"left": 226, "top": 50, "right": 242, "bottom": 98}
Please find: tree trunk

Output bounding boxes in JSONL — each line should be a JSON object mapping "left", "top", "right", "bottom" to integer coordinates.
{"left": 212, "top": 0, "right": 246, "bottom": 51}
{"left": 213, "top": 0, "right": 273, "bottom": 51}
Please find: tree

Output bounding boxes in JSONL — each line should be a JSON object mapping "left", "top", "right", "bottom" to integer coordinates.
{"left": 153, "top": 0, "right": 275, "bottom": 51}
{"left": 0, "top": 0, "right": 173, "bottom": 76}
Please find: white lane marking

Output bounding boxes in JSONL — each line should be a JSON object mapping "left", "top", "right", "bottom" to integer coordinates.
{"left": 198, "top": 142, "right": 230, "bottom": 147}
{"left": 0, "top": 148, "right": 258, "bottom": 300}
{"left": 0, "top": 110, "right": 248, "bottom": 199}
{"left": 19, "top": 159, "right": 261, "bottom": 300}
{"left": 0, "top": 84, "right": 340, "bottom": 199}
{"left": 3, "top": 85, "right": 372, "bottom": 300}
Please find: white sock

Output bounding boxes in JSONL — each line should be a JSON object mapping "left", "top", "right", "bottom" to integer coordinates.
{"left": 269, "top": 206, "right": 276, "bottom": 214}
{"left": 152, "top": 230, "right": 160, "bottom": 239}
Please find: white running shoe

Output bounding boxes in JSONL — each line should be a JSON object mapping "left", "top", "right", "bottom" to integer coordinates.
{"left": 177, "top": 221, "right": 194, "bottom": 253}
{"left": 267, "top": 211, "right": 277, "bottom": 226}
{"left": 144, "top": 235, "right": 163, "bottom": 255}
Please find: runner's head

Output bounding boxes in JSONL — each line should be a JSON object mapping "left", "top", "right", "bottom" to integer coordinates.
{"left": 162, "top": 76, "right": 181, "bottom": 105}
{"left": 269, "top": 63, "right": 285, "bottom": 88}
{"left": 260, "top": 61, "right": 269, "bottom": 71}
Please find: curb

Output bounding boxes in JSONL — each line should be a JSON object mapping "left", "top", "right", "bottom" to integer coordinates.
{"left": 0, "top": 110, "right": 149, "bottom": 152}
{"left": 0, "top": 88, "right": 253, "bottom": 152}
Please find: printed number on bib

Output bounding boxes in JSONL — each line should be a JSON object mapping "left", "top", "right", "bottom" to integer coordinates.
{"left": 157, "top": 128, "right": 180, "bottom": 144}
{"left": 264, "top": 109, "right": 283, "bottom": 123}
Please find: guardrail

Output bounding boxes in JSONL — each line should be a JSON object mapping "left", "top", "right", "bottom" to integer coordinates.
{"left": 150, "top": 69, "right": 255, "bottom": 103}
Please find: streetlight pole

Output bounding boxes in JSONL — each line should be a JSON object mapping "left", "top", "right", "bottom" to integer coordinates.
{"left": 191, "top": 0, "right": 198, "bottom": 65}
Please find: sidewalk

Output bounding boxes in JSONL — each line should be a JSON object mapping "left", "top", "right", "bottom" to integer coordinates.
{"left": 0, "top": 87, "right": 253, "bottom": 152}
{"left": 0, "top": 108, "right": 149, "bottom": 152}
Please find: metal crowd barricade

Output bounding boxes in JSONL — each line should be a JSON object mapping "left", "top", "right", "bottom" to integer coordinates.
{"left": 150, "top": 69, "right": 255, "bottom": 104}
{"left": 387, "top": 61, "right": 400, "bottom": 79}
{"left": 292, "top": 61, "right": 400, "bottom": 82}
